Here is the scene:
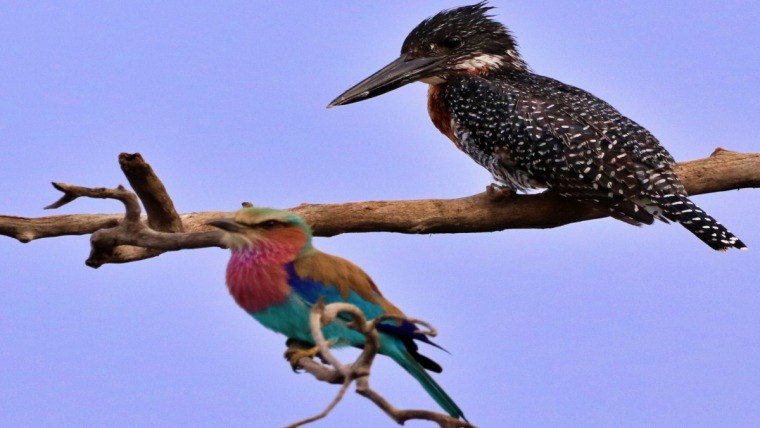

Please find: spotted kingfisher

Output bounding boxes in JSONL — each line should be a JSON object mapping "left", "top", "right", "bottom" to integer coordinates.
{"left": 328, "top": 2, "right": 745, "bottom": 251}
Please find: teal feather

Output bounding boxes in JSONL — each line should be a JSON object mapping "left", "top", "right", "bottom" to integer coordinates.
{"left": 383, "top": 341, "right": 465, "bottom": 419}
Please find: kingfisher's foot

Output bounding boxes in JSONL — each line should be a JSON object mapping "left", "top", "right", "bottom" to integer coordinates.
{"left": 486, "top": 183, "right": 514, "bottom": 200}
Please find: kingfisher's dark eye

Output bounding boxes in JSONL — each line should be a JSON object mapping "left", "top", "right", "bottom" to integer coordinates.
{"left": 441, "top": 37, "right": 463, "bottom": 50}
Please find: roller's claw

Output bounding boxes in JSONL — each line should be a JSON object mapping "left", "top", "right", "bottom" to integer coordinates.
{"left": 284, "top": 345, "right": 321, "bottom": 372}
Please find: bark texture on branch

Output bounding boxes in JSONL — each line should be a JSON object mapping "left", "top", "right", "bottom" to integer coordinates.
{"left": 0, "top": 149, "right": 757, "bottom": 265}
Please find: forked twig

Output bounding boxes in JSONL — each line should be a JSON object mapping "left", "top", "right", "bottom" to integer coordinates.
{"left": 36, "top": 161, "right": 226, "bottom": 267}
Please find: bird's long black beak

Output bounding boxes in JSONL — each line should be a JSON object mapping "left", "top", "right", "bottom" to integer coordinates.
{"left": 327, "top": 55, "right": 442, "bottom": 108}
{"left": 207, "top": 218, "right": 244, "bottom": 232}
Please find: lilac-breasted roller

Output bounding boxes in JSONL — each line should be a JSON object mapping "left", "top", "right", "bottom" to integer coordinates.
{"left": 207, "top": 207, "right": 465, "bottom": 419}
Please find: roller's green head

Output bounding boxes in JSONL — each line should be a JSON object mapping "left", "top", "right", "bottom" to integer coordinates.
{"left": 207, "top": 206, "right": 312, "bottom": 253}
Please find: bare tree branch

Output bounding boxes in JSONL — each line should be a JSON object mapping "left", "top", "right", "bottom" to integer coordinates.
{"left": 1, "top": 150, "right": 754, "bottom": 424}
{"left": 0, "top": 214, "right": 122, "bottom": 243}
{"left": 293, "top": 148, "right": 760, "bottom": 235}
{"left": 285, "top": 300, "right": 475, "bottom": 428}
{"left": 0, "top": 149, "right": 757, "bottom": 265}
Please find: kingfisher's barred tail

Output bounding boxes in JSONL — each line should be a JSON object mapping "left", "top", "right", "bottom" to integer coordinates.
{"left": 657, "top": 194, "right": 746, "bottom": 251}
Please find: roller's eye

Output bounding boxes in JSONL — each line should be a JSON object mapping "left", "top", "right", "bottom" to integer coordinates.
{"left": 261, "top": 220, "right": 281, "bottom": 229}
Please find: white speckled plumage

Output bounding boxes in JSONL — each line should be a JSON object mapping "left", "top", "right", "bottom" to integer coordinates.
{"left": 331, "top": 2, "right": 746, "bottom": 250}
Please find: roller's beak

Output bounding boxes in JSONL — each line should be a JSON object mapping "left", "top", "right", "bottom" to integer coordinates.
{"left": 206, "top": 218, "right": 244, "bottom": 233}
{"left": 327, "top": 55, "right": 443, "bottom": 108}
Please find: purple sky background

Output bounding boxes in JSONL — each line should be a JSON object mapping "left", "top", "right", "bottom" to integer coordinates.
{"left": 1, "top": 1, "right": 758, "bottom": 427}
